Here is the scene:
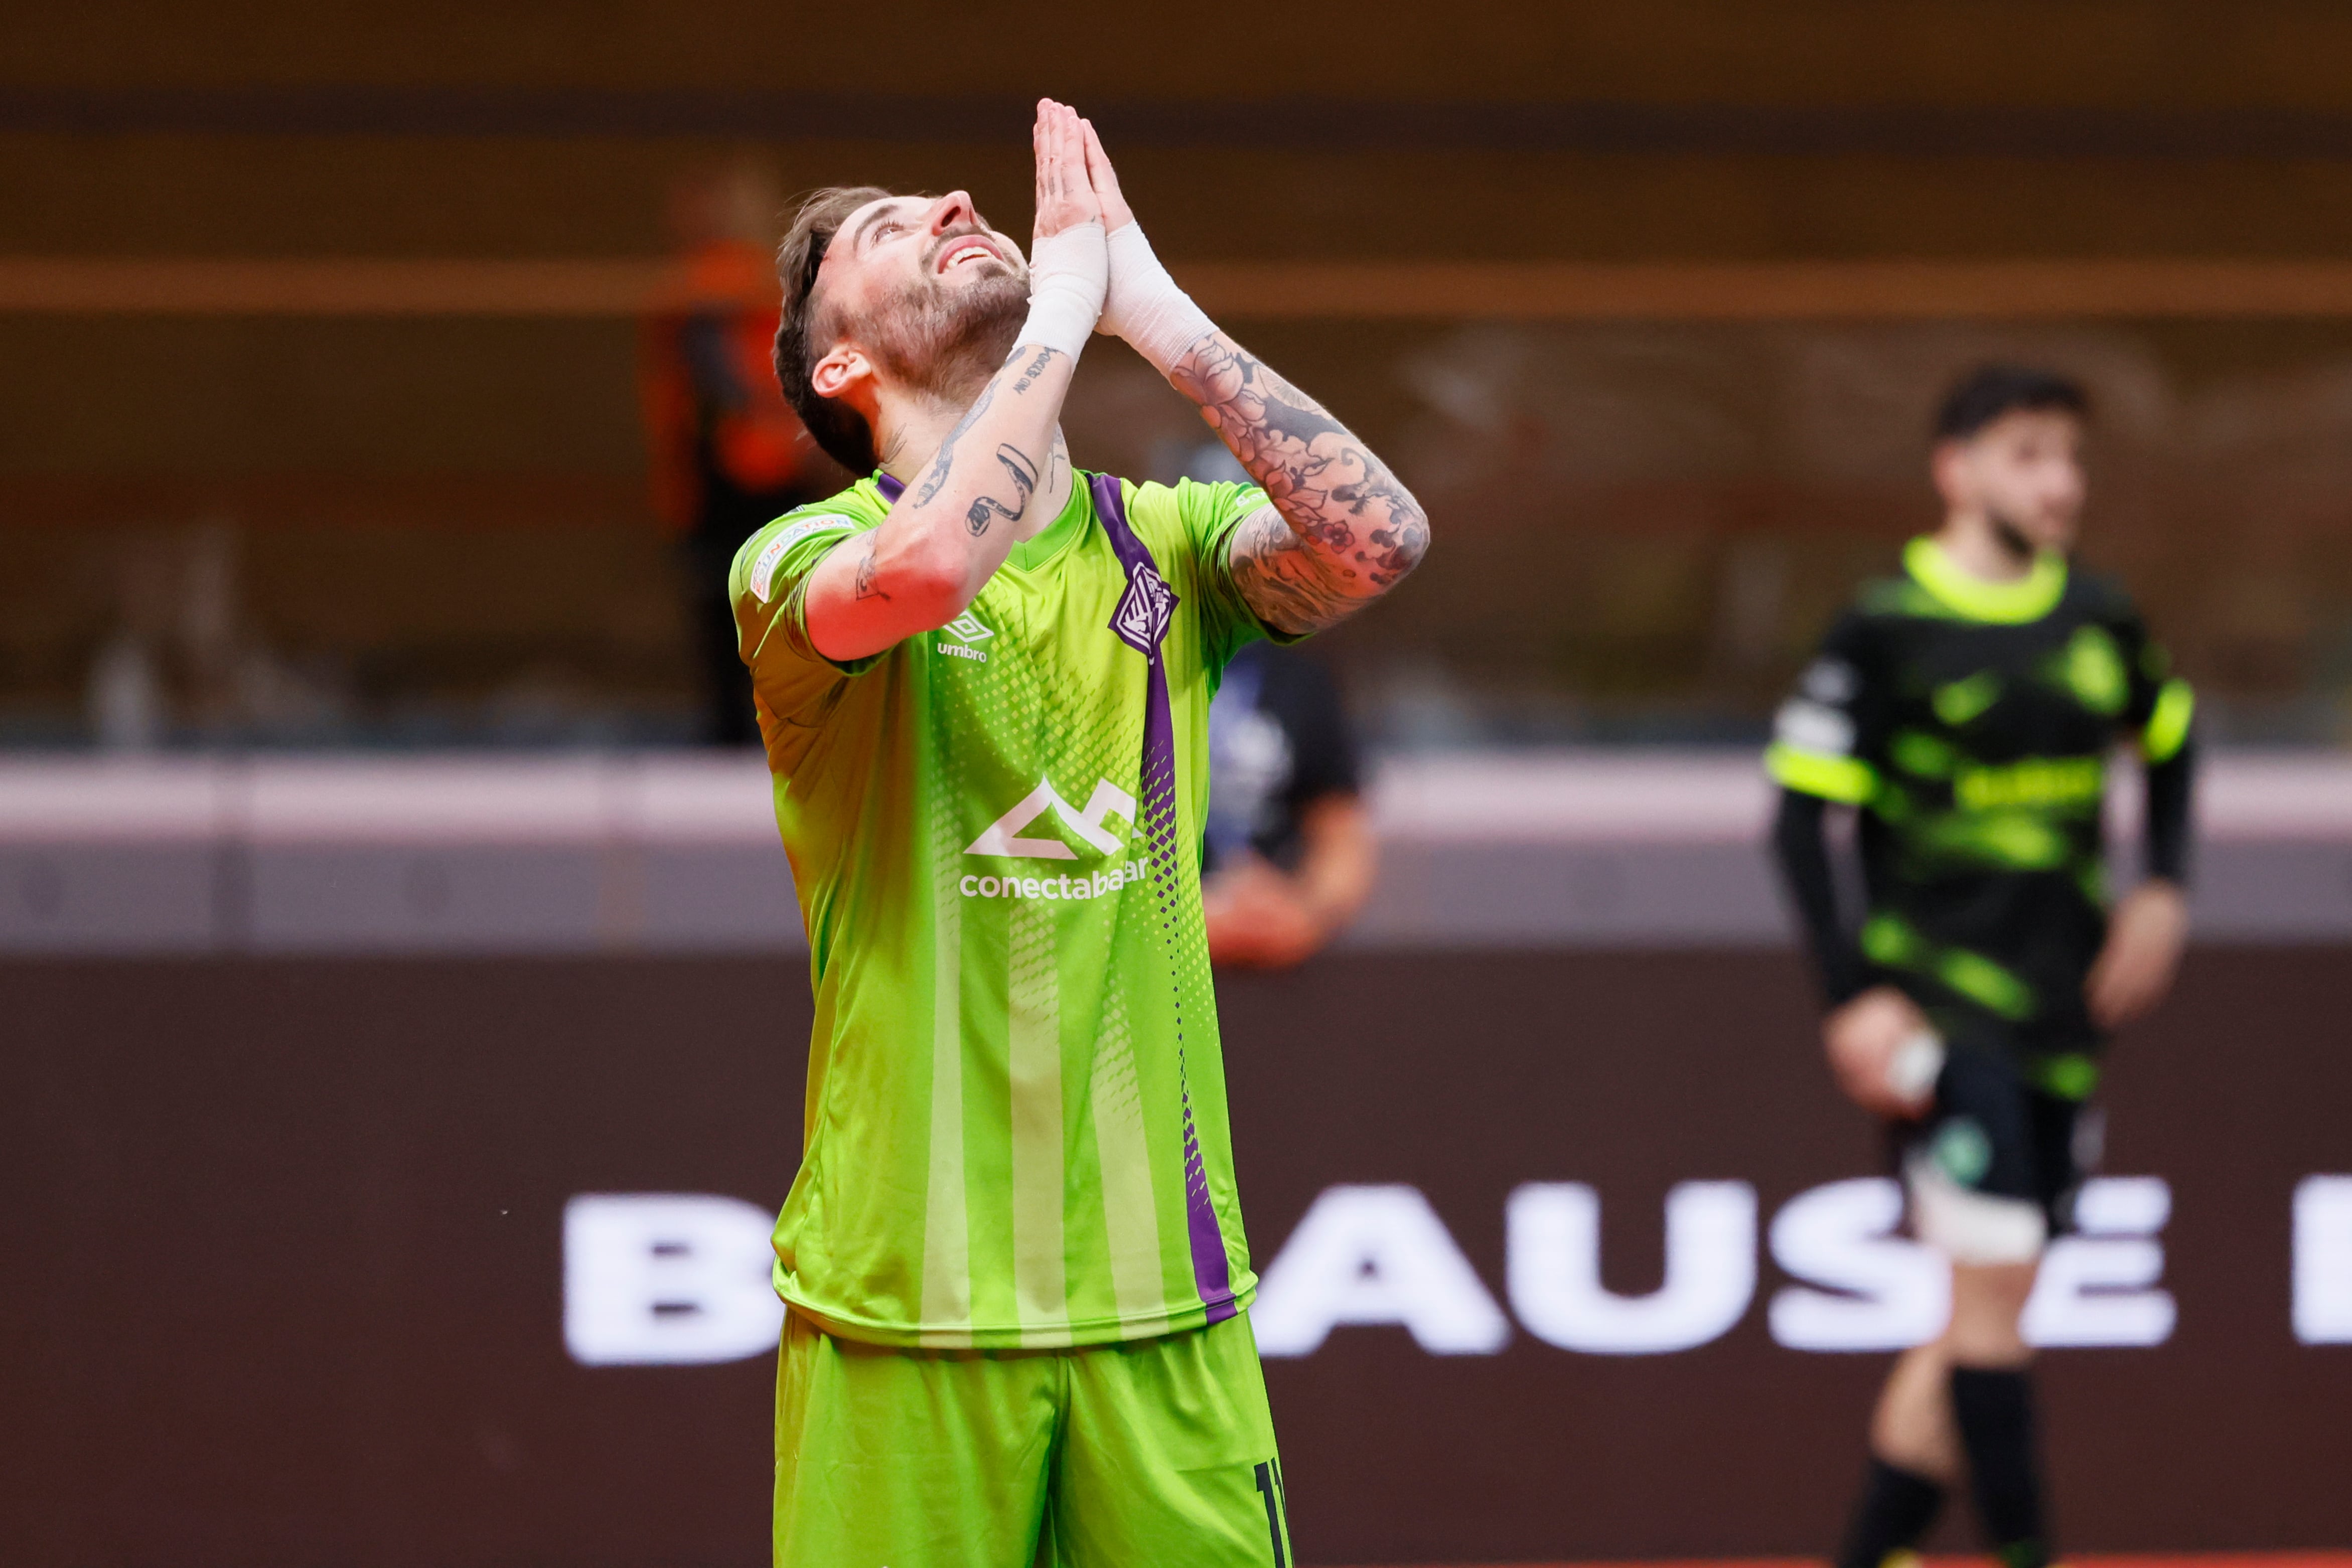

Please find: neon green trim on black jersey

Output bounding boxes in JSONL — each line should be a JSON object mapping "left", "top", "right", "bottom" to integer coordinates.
{"left": 1766, "top": 742, "right": 1876, "bottom": 804}
{"left": 1890, "top": 729, "right": 1959, "bottom": 779}
{"left": 1935, "top": 948, "right": 2038, "bottom": 1021}
{"left": 1932, "top": 671, "right": 2004, "bottom": 727}
{"left": 1861, "top": 911, "right": 2040, "bottom": 1023}
{"left": 1904, "top": 536, "right": 2068, "bottom": 624}
{"left": 1860, "top": 911, "right": 1926, "bottom": 967}
{"left": 2055, "top": 623, "right": 2129, "bottom": 714}
{"left": 2144, "top": 678, "right": 2195, "bottom": 762}
{"left": 2026, "top": 1051, "right": 2103, "bottom": 1101}
{"left": 1914, "top": 808, "right": 2073, "bottom": 871}
{"left": 1953, "top": 755, "right": 2106, "bottom": 814}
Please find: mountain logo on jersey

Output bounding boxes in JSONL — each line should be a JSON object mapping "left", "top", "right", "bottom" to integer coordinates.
{"left": 967, "top": 777, "right": 1137, "bottom": 860}
{"left": 1110, "top": 561, "right": 1178, "bottom": 656}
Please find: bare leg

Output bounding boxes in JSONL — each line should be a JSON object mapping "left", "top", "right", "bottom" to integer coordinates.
{"left": 1868, "top": 1259, "right": 2037, "bottom": 1475}
{"left": 1838, "top": 1335, "right": 1959, "bottom": 1568}
{"left": 1945, "top": 1259, "right": 2037, "bottom": 1368}
{"left": 1869, "top": 1341, "right": 1962, "bottom": 1484}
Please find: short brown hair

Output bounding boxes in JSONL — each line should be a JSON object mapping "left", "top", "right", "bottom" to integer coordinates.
{"left": 773, "top": 185, "right": 898, "bottom": 474}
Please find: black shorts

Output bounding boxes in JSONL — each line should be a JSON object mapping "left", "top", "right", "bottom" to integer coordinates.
{"left": 1894, "top": 1040, "right": 2101, "bottom": 1263}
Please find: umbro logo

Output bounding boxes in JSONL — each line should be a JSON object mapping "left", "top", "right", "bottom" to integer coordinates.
{"left": 967, "top": 776, "right": 1137, "bottom": 860}
{"left": 941, "top": 610, "right": 994, "bottom": 644}
{"left": 937, "top": 608, "right": 995, "bottom": 663}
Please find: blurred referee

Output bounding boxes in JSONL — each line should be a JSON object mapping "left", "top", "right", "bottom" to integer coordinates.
{"left": 1768, "top": 367, "right": 2197, "bottom": 1568}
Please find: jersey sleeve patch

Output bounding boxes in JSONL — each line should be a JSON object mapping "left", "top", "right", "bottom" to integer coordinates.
{"left": 1775, "top": 698, "right": 1856, "bottom": 757}
{"left": 1766, "top": 628, "right": 1881, "bottom": 803}
{"left": 749, "top": 514, "right": 856, "bottom": 603}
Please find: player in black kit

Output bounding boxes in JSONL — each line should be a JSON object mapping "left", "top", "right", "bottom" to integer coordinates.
{"left": 1769, "top": 367, "right": 2197, "bottom": 1568}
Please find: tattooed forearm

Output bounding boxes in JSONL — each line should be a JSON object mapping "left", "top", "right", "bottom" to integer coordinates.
{"left": 1011, "top": 346, "right": 1059, "bottom": 394}
{"left": 852, "top": 539, "right": 890, "bottom": 601}
{"left": 908, "top": 345, "right": 1064, "bottom": 510}
{"left": 962, "top": 444, "right": 1040, "bottom": 537}
{"left": 998, "top": 443, "right": 1038, "bottom": 497}
{"left": 1225, "top": 509, "right": 1349, "bottom": 633}
{"left": 911, "top": 381, "right": 998, "bottom": 508}
{"left": 1168, "top": 333, "right": 1428, "bottom": 635}
{"left": 811, "top": 322, "right": 1077, "bottom": 659}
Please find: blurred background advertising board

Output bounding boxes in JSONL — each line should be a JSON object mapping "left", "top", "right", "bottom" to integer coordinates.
{"left": 8, "top": 947, "right": 2352, "bottom": 1564}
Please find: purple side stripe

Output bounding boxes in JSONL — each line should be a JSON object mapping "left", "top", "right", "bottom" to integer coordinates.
{"left": 1089, "top": 474, "right": 1238, "bottom": 1325}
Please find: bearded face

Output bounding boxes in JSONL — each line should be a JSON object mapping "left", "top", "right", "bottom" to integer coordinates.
{"left": 799, "top": 195, "right": 1037, "bottom": 460}
{"left": 852, "top": 227, "right": 1032, "bottom": 404}
{"left": 1943, "top": 408, "right": 2087, "bottom": 558}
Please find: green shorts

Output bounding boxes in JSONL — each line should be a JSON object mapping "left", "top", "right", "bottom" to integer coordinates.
{"left": 774, "top": 1308, "right": 1292, "bottom": 1567}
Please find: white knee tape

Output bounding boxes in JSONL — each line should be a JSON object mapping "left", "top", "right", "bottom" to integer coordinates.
{"left": 1906, "top": 1156, "right": 2048, "bottom": 1265}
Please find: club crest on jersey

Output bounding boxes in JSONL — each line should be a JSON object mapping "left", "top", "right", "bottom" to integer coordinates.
{"left": 1110, "top": 560, "right": 1178, "bottom": 656}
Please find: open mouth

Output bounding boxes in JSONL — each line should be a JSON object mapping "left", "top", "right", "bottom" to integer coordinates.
{"left": 935, "top": 236, "right": 1005, "bottom": 274}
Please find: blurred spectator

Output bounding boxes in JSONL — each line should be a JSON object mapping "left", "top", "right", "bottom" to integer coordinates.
{"left": 1201, "top": 637, "right": 1378, "bottom": 969}
{"left": 641, "top": 162, "right": 839, "bottom": 744}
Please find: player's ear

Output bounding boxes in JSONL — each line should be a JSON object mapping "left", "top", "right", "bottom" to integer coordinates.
{"left": 810, "top": 344, "right": 870, "bottom": 401}
{"left": 1929, "top": 437, "right": 1971, "bottom": 508}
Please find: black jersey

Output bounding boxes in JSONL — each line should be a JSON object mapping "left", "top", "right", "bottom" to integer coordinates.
{"left": 1769, "top": 537, "right": 2194, "bottom": 1082}
{"left": 1202, "top": 643, "right": 1362, "bottom": 874}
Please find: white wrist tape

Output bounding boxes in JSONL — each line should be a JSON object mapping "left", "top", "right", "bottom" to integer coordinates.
{"left": 1101, "top": 222, "right": 1215, "bottom": 374}
{"left": 1885, "top": 1030, "right": 1946, "bottom": 1105}
{"left": 1018, "top": 221, "right": 1108, "bottom": 362}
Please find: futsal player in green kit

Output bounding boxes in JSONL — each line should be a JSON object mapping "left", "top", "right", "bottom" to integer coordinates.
{"left": 733, "top": 102, "right": 1427, "bottom": 1565}
{"left": 1770, "top": 367, "right": 2196, "bottom": 1568}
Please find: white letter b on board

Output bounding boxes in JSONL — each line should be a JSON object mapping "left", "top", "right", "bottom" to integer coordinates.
{"left": 563, "top": 1193, "right": 784, "bottom": 1365}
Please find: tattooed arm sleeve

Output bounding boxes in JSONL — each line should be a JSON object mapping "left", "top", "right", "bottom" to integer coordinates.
{"left": 1166, "top": 332, "right": 1429, "bottom": 637}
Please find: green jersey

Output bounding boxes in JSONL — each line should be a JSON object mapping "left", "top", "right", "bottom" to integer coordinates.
{"left": 732, "top": 468, "right": 1279, "bottom": 1350}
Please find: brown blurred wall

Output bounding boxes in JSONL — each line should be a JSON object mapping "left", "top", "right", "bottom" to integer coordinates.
{"left": 7, "top": 2, "right": 2352, "bottom": 740}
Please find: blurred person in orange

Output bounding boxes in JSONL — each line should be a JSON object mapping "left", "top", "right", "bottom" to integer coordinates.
{"left": 642, "top": 162, "right": 837, "bottom": 744}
